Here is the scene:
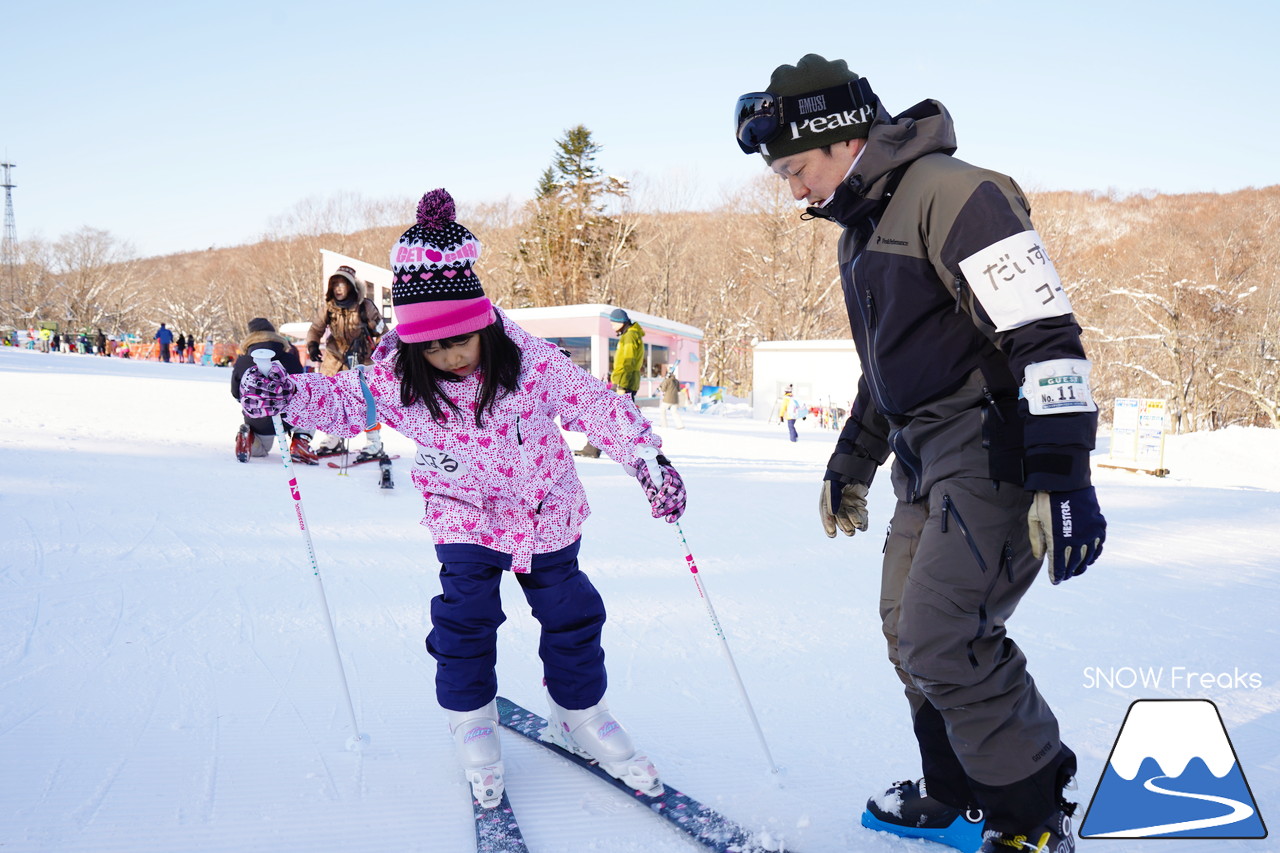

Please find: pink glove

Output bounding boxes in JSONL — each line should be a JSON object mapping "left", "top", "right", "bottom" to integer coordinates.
{"left": 633, "top": 454, "right": 686, "bottom": 523}
{"left": 239, "top": 362, "right": 296, "bottom": 418}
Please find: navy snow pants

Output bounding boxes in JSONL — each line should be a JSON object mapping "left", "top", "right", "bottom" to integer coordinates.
{"left": 427, "top": 539, "right": 607, "bottom": 713}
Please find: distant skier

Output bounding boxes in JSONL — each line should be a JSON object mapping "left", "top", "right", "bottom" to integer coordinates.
{"left": 657, "top": 365, "right": 685, "bottom": 430}
{"left": 734, "top": 55, "right": 1106, "bottom": 852}
{"left": 229, "top": 318, "right": 315, "bottom": 464}
{"left": 240, "top": 189, "right": 687, "bottom": 810}
{"left": 779, "top": 386, "right": 802, "bottom": 442}
{"left": 305, "top": 264, "right": 387, "bottom": 460}
{"left": 155, "top": 323, "right": 174, "bottom": 362}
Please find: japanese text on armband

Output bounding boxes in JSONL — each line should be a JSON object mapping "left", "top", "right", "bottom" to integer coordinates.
{"left": 1021, "top": 358, "right": 1097, "bottom": 415}
{"left": 958, "top": 229, "right": 1073, "bottom": 332}
{"left": 413, "top": 445, "right": 469, "bottom": 480}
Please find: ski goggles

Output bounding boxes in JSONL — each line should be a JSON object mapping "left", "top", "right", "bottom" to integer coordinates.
{"left": 734, "top": 78, "right": 876, "bottom": 154}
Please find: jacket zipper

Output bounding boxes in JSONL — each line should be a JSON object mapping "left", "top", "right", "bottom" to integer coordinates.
{"left": 515, "top": 414, "right": 542, "bottom": 516}
{"left": 890, "top": 430, "right": 922, "bottom": 503}
{"left": 849, "top": 216, "right": 897, "bottom": 416}
{"left": 953, "top": 275, "right": 967, "bottom": 314}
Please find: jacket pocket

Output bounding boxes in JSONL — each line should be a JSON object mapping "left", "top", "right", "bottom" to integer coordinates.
{"left": 941, "top": 493, "right": 1013, "bottom": 669}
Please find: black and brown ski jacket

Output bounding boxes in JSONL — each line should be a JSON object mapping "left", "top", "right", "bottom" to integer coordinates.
{"left": 813, "top": 99, "right": 1097, "bottom": 500}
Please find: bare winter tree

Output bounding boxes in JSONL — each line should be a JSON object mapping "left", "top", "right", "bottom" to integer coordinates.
{"left": 1, "top": 237, "right": 55, "bottom": 328}
{"left": 46, "top": 227, "right": 148, "bottom": 334}
{"left": 730, "top": 174, "right": 846, "bottom": 342}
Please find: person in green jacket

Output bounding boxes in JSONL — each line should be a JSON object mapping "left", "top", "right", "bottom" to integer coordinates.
{"left": 578, "top": 308, "right": 646, "bottom": 458}
{"left": 608, "top": 308, "right": 645, "bottom": 399}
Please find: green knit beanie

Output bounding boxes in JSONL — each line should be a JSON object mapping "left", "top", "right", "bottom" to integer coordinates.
{"left": 759, "top": 54, "right": 875, "bottom": 163}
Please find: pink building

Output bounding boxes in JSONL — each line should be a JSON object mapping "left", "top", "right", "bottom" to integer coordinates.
{"left": 505, "top": 304, "right": 702, "bottom": 401}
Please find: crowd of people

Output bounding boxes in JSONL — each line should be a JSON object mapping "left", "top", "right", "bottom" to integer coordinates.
{"left": 6, "top": 324, "right": 231, "bottom": 364}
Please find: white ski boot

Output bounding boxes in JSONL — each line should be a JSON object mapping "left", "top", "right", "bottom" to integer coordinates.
{"left": 446, "top": 701, "right": 504, "bottom": 808}
{"left": 356, "top": 432, "right": 384, "bottom": 463}
{"left": 543, "top": 693, "right": 661, "bottom": 796}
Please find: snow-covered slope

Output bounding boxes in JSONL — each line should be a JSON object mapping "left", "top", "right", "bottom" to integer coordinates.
{"left": 2, "top": 348, "right": 1277, "bottom": 852}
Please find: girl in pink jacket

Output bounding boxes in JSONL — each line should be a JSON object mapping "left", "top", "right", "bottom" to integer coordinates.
{"left": 241, "top": 190, "right": 685, "bottom": 809}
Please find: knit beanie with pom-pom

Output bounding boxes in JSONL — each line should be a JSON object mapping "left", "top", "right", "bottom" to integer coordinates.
{"left": 390, "top": 188, "right": 493, "bottom": 343}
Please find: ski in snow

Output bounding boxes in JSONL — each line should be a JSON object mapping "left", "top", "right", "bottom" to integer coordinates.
{"left": 326, "top": 454, "right": 400, "bottom": 469}
{"left": 495, "top": 696, "right": 784, "bottom": 853}
{"left": 473, "top": 790, "right": 528, "bottom": 853}
{"left": 378, "top": 456, "right": 394, "bottom": 489}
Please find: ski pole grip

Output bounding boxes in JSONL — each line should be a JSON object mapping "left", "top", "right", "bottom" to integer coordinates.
{"left": 635, "top": 444, "right": 662, "bottom": 482}
{"left": 250, "top": 348, "right": 276, "bottom": 375}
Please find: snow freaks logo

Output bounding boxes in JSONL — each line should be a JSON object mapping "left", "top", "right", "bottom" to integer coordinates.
{"left": 1081, "top": 700, "right": 1267, "bottom": 839}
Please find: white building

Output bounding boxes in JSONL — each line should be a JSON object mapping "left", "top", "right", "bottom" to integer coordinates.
{"left": 751, "top": 339, "right": 860, "bottom": 421}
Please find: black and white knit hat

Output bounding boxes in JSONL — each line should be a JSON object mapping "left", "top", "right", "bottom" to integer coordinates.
{"left": 390, "top": 189, "right": 493, "bottom": 343}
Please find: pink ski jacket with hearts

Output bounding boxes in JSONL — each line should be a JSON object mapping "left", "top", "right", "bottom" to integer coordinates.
{"left": 280, "top": 311, "right": 661, "bottom": 572}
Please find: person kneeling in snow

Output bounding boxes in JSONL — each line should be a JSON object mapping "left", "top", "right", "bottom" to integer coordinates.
{"left": 238, "top": 189, "right": 687, "bottom": 809}
{"left": 229, "top": 318, "right": 316, "bottom": 464}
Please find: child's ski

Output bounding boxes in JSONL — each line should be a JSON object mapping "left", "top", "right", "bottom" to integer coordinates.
{"left": 473, "top": 790, "right": 528, "bottom": 853}
{"left": 378, "top": 455, "right": 394, "bottom": 489}
{"left": 495, "top": 696, "right": 783, "bottom": 853}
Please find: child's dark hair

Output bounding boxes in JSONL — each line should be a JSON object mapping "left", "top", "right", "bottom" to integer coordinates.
{"left": 395, "top": 320, "right": 521, "bottom": 427}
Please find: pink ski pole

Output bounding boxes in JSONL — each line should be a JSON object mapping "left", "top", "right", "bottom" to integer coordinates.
{"left": 637, "top": 446, "right": 778, "bottom": 774}
{"left": 251, "top": 349, "right": 369, "bottom": 752}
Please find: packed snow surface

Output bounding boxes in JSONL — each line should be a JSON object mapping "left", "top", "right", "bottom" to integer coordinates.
{"left": 2, "top": 348, "right": 1278, "bottom": 852}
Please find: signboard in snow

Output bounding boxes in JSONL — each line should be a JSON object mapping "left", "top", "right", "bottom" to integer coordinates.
{"left": 1107, "top": 397, "right": 1168, "bottom": 475}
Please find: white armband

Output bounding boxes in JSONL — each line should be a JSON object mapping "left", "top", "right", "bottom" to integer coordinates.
{"left": 958, "top": 229, "right": 1072, "bottom": 332}
{"left": 1020, "top": 359, "right": 1097, "bottom": 415}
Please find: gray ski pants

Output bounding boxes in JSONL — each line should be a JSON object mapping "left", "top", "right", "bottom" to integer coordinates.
{"left": 880, "top": 476, "right": 1066, "bottom": 823}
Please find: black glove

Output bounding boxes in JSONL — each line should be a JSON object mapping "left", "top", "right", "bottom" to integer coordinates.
{"left": 1028, "top": 486, "right": 1106, "bottom": 584}
{"left": 307, "top": 341, "right": 321, "bottom": 362}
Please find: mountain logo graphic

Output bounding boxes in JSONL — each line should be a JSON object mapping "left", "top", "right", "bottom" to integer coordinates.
{"left": 1081, "top": 699, "right": 1267, "bottom": 839}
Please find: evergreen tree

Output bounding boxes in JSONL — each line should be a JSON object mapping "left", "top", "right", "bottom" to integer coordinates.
{"left": 517, "top": 125, "right": 633, "bottom": 306}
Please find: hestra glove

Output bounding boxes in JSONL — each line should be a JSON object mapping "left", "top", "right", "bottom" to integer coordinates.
{"left": 632, "top": 454, "right": 686, "bottom": 523}
{"left": 819, "top": 473, "right": 869, "bottom": 538}
{"left": 239, "top": 362, "right": 296, "bottom": 419}
{"left": 1028, "top": 486, "right": 1106, "bottom": 584}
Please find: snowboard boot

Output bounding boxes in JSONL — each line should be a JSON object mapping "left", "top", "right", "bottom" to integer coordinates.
{"left": 861, "top": 778, "right": 986, "bottom": 852}
{"left": 290, "top": 432, "right": 319, "bottom": 465}
{"left": 235, "top": 424, "right": 251, "bottom": 463}
{"left": 544, "top": 693, "right": 660, "bottom": 796}
{"left": 446, "top": 701, "right": 504, "bottom": 809}
{"left": 978, "top": 802, "right": 1076, "bottom": 852}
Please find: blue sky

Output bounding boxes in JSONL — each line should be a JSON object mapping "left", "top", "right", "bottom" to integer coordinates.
{"left": 7, "top": 0, "right": 1278, "bottom": 257}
